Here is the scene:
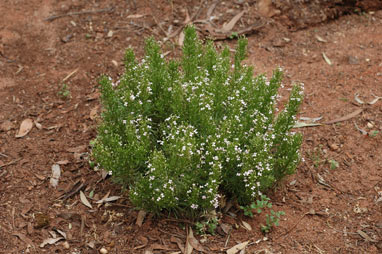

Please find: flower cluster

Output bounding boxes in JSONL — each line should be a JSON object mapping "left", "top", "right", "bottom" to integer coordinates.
{"left": 92, "top": 26, "right": 303, "bottom": 217}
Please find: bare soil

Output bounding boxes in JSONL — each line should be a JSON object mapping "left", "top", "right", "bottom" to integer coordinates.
{"left": 0, "top": 1, "right": 381, "bottom": 253}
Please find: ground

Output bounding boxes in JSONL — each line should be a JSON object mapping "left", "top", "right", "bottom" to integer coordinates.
{"left": 0, "top": 0, "right": 381, "bottom": 253}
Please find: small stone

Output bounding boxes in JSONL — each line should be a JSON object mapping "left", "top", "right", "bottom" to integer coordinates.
{"left": 111, "top": 60, "right": 118, "bottom": 67}
{"left": 329, "top": 143, "right": 339, "bottom": 151}
{"left": 348, "top": 56, "right": 359, "bottom": 65}
{"left": 100, "top": 247, "right": 108, "bottom": 254}
{"left": 367, "top": 122, "right": 373, "bottom": 128}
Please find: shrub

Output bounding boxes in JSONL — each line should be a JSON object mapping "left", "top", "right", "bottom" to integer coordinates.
{"left": 92, "top": 26, "right": 303, "bottom": 217}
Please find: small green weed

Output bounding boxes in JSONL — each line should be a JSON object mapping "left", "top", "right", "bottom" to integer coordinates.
{"left": 241, "top": 194, "right": 284, "bottom": 233}
{"left": 261, "top": 210, "right": 285, "bottom": 233}
{"left": 240, "top": 195, "right": 272, "bottom": 217}
{"left": 329, "top": 159, "right": 339, "bottom": 170}
{"left": 369, "top": 130, "right": 379, "bottom": 137}
{"left": 195, "top": 217, "right": 219, "bottom": 235}
{"left": 229, "top": 32, "right": 239, "bottom": 39}
{"left": 307, "top": 146, "right": 324, "bottom": 168}
{"left": 58, "top": 83, "right": 71, "bottom": 99}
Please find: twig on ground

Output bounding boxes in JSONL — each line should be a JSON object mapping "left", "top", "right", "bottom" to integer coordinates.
{"left": 44, "top": 6, "right": 114, "bottom": 22}
{"left": 277, "top": 212, "right": 308, "bottom": 239}
{"left": 158, "top": 228, "right": 186, "bottom": 239}
{"left": 0, "top": 158, "right": 21, "bottom": 168}
{"left": 0, "top": 153, "right": 8, "bottom": 158}
{"left": 58, "top": 180, "right": 86, "bottom": 201}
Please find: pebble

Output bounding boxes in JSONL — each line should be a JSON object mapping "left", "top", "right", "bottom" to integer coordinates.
{"left": 329, "top": 143, "right": 339, "bottom": 151}
{"left": 100, "top": 247, "right": 108, "bottom": 254}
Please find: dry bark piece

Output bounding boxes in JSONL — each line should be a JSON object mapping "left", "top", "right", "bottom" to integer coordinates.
{"left": 136, "top": 210, "right": 147, "bottom": 227}
{"left": 187, "top": 227, "right": 205, "bottom": 252}
{"left": 50, "top": 164, "right": 61, "bottom": 188}
{"left": 15, "top": 118, "right": 33, "bottom": 138}
{"left": 66, "top": 145, "right": 87, "bottom": 153}
{"left": 170, "top": 236, "right": 185, "bottom": 253}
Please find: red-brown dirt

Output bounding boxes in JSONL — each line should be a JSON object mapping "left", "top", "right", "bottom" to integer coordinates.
{"left": 0, "top": 1, "right": 381, "bottom": 253}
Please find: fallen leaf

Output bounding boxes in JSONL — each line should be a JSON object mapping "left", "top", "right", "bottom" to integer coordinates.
{"left": 315, "top": 35, "right": 327, "bottom": 43}
{"left": 221, "top": 223, "right": 232, "bottom": 234}
{"left": 95, "top": 196, "right": 121, "bottom": 204}
{"left": 357, "top": 230, "right": 377, "bottom": 242}
{"left": 127, "top": 14, "right": 145, "bottom": 19}
{"left": 134, "top": 236, "right": 149, "bottom": 249}
{"left": 368, "top": 95, "right": 382, "bottom": 105}
{"left": 324, "top": 108, "right": 363, "bottom": 124}
{"left": 50, "top": 164, "right": 61, "bottom": 188}
{"left": 299, "top": 116, "right": 323, "bottom": 122}
{"left": 40, "top": 237, "right": 64, "bottom": 248}
{"left": 227, "top": 241, "right": 249, "bottom": 254}
{"left": 87, "top": 241, "right": 95, "bottom": 249}
{"left": 15, "top": 118, "right": 33, "bottom": 138}
{"left": 187, "top": 227, "right": 205, "bottom": 252}
{"left": 222, "top": 10, "right": 245, "bottom": 32}
{"left": 322, "top": 52, "right": 332, "bottom": 65}
{"left": 185, "top": 229, "right": 193, "bottom": 254}
{"left": 34, "top": 120, "right": 42, "bottom": 130}
{"left": 56, "top": 160, "right": 70, "bottom": 165}
{"left": 354, "top": 93, "right": 364, "bottom": 104}
{"left": 136, "top": 210, "right": 147, "bottom": 227}
{"left": 241, "top": 221, "right": 252, "bottom": 231}
{"left": 54, "top": 228, "right": 67, "bottom": 239}
{"left": 206, "top": 1, "right": 219, "bottom": 18}
{"left": 80, "top": 191, "right": 93, "bottom": 209}
{"left": 96, "top": 190, "right": 110, "bottom": 207}
{"left": 354, "top": 122, "right": 367, "bottom": 135}
{"left": 170, "top": 236, "right": 185, "bottom": 253}
{"left": 293, "top": 121, "right": 322, "bottom": 128}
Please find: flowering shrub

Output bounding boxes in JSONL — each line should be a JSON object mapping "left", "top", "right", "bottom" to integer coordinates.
{"left": 92, "top": 26, "right": 303, "bottom": 217}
